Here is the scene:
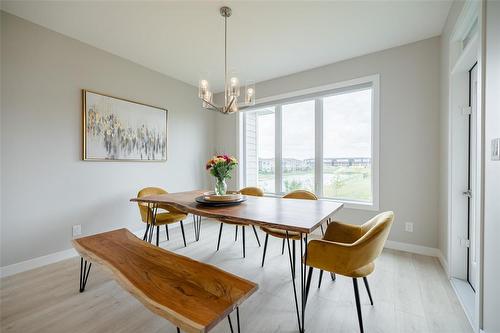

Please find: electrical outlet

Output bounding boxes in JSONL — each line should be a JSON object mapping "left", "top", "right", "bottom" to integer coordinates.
{"left": 72, "top": 224, "right": 82, "bottom": 237}
{"left": 405, "top": 222, "right": 414, "bottom": 233}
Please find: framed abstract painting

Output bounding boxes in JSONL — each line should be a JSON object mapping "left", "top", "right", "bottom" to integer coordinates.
{"left": 82, "top": 90, "right": 167, "bottom": 161}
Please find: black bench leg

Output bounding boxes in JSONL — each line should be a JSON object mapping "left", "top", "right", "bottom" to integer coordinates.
{"left": 79, "top": 257, "right": 92, "bottom": 292}
{"left": 282, "top": 238, "right": 285, "bottom": 255}
{"left": 228, "top": 314, "right": 234, "bottom": 333}
{"left": 235, "top": 225, "right": 238, "bottom": 241}
{"left": 318, "top": 269, "right": 324, "bottom": 289}
{"left": 227, "top": 307, "right": 241, "bottom": 333}
{"left": 165, "top": 224, "right": 169, "bottom": 241}
{"left": 237, "top": 307, "right": 241, "bottom": 333}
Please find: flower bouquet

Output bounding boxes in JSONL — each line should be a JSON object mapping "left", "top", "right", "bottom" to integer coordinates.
{"left": 206, "top": 154, "right": 238, "bottom": 195}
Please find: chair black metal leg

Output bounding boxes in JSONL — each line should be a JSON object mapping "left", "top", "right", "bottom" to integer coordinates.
{"left": 156, "top": 225, "right": 160, "bottom": 246}
{"left": 180, "top": 221, "right": 187, "bottom": 247}
{"left": 363, "top": 277, "right": 374, "bottom": 305}
{"left": 242, "top": 226, "right": 246, "bottom": 258}
{"left": 331, "top": 272, "right": 336, "bottom": 281}
{"left": 318, "top": 270, "right": 324, "bottom": 289}
{"left": 352, "top": 278, "right": 364, "bottom": 333}
{"left": 165, "top": 224, "right": 169, "bottom": 241}
{"left": 148, "top": 222, "right": 154, "bottom": 243}
{"left": 251, "top": 225, "right": 261, "bottom": 247}
{"left": 142, "top": 224, "right": 150, "bottom": 241}
{"left": 282, "top": 238, "right": 285, "bottom": 255}
{"left": 79, "top": 257, "right": 92, "bottom": 292}
{"left": 305, "top": 266, "right": 313, "bottom": 305}
{"left": 261, "top": 233, "right": 269, "bottom": 267}
{"left": 320, "top": 224, "right": 324, "bottom": 236}
{"left": 217, "top": 223, "right": 223, "bottom": 251}
{"left": 292, "top": 240, "right": 296, "bottom": 279}
{"left": 176, "top": 328, "right": 180, "bottom": 333}
{"left": 235, "top": 225, "right": 238, "bottom": 241}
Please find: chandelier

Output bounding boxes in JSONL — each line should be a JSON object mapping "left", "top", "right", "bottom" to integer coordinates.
{"left": 198, "top": 6, "right": 255, "bottom": 114}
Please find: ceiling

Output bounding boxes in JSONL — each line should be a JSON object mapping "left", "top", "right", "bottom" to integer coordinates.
{"left": 1, "top": 1, "right": 452, "bottom": 92}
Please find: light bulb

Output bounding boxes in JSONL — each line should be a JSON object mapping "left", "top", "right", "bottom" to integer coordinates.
{"left": 245, "top": 81, "right": 256, "bottom": 105}
{"left": 228, "top": 76, "right": 240, "bottom": 97}
{"left": 198, "top": 79, "right": 209, "bottom": 98}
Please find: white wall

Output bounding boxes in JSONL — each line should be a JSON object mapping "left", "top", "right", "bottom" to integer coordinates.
{"left": 0, "top": 12, "right": 214, "bottom": 267}
{"left": 482, "top": 1, "right": 500, "bottom": 331}
{"left": 215, "top": 37, "right": 441, "bottom": 249}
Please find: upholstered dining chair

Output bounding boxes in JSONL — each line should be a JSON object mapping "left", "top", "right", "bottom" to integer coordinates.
{"left": 216, "top": 187, "right": 263, "bottom": 257}
{"left": 137, "top": 187, "right": 188, "bottom": 247}
{"left": 304, "top": 211, "right": 394, "bottom": 333}
{"left": 260, "top": 190, "right": 318, "bottom": 269}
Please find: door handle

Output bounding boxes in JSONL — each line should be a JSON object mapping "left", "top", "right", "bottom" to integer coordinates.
{"left": 462, "top": 190, "right": 472, "bottom": 198}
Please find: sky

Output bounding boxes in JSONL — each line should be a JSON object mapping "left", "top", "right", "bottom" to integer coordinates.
{"left": 255, "top": 88, "right": 372, "bottom": 159}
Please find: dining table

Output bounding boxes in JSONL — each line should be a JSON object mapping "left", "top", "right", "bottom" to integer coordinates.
{"left": 131, "top": 190, "right": 344, "bottom": 333}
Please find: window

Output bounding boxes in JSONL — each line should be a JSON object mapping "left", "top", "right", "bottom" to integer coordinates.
{"left": 241, "top": 75, "right": 379, "bottom": 208}
{"left": 282, "top": 100, "right": 315, "bottom": 192}
{"left": 244, "top": 107, "right": 275, "bottom": 193}
{"left": 323, "top": 88, "right": 372, "bottom": 202}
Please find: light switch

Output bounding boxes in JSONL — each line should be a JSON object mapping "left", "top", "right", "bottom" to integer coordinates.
{"left": 492, "top": 138, "right": 500, "bottom": 161}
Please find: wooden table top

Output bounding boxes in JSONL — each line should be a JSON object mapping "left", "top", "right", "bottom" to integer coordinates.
{"left": 73, "top": 229, "right": 257, "bottom": 333}
{"left": 131, "top": 190, "right": 344, "bottom": 233}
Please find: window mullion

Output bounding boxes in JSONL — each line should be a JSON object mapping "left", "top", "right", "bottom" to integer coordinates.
{"left": 315, "top": 98, "right": 323, "bottom": 197}
{"left": 275, "top": 105, "right": 282, "bottom": 194}
{"left": 242, "top": 113, "right": 247, "bottom": 187}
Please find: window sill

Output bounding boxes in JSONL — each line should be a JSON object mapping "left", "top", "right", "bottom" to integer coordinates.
{"left": 261, "top": 193, "right": 379, "bottom": 211}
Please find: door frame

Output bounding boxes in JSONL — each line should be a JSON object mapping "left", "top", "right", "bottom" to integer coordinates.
{"left": 447, "top": 1, "right": 484, "bottom": 332}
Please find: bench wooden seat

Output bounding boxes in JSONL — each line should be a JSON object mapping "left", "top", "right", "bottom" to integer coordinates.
{"left": 72, "top": 228, "right": 258, "bottom": 333}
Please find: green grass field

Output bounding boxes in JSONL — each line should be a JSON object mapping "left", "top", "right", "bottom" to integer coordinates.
{"left": 258, "top": 165, "right": 371, "bottom": 202}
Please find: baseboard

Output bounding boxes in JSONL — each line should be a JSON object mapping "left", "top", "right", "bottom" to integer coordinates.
{"left": 1, "top": 220, "right": 441, "bottom": 279}
{"left": 384, "top": 240, "right": 441, "bottom": 257}
{"left": 437, "top": 249, "right": 450, "bottom": 276}
{"left": 0, "top": 248, "right": 78, "bottom": 278}
{"left": 0, "top": 219, "right": 195, "bottom": 279}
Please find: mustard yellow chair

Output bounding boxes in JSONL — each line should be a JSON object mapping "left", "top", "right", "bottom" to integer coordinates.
{"left": 216, "top": 187, "right": 263, "bottom": 257}
{"left": 304, "top": 211, "right": 394, "bottom": 333}
{"left": 137, "top": 187, "right": 188, "bottom": 247}
{"left": 260, "top": 190, "right": 318, "bottom": 269}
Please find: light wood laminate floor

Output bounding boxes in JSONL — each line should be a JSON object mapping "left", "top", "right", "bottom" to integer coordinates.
{"left": 1, "top": 219, "right": 472, "bottom": 333}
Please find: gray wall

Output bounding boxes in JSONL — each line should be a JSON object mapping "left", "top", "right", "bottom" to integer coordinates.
{"left": 482, "top": 1, "right": 500, "bottom": 331}
{"left": 215, "top": 37, "right": 441, "bottom": 249}
{"left": 0, "top": 12, "right": 214, "bottom": 267}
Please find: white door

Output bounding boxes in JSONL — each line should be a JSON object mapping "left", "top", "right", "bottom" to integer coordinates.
{"left": 467, "top": 63, "right": 478, "bottom": 291}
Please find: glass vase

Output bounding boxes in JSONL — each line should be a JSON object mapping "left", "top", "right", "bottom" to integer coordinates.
{"left": 214, "top": 178, "right": 227, "bottom": 196}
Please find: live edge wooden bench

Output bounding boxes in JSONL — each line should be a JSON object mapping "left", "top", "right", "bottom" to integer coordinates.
{"left": 72, "top": 228, "right": 258, "bottom": 333}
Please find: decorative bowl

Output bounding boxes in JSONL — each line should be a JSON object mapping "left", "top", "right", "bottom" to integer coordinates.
{"left": 203, "top": 191, "right": 243, "bottom": 202}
